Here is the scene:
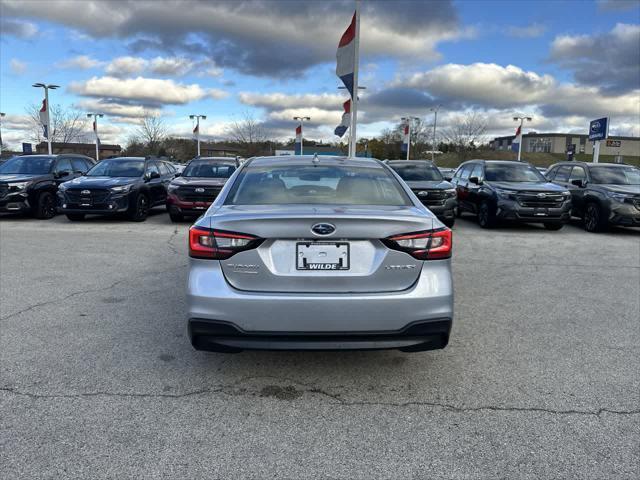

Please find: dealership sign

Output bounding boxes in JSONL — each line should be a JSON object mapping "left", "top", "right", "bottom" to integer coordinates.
{"left": 588, "top": 117, "right": 609, "bottom": 141}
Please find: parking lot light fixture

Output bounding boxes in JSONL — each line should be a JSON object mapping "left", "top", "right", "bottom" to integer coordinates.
{"left": 293, "top": 116, "right": 311, "bottom": 155}
{"left": 32, "top": 83, "right": 59, "bottom": 155}
{"left": 430, "top": 106, "right": 441, "bottom": 162}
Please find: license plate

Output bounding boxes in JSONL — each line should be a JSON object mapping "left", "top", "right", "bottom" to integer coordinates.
{"left": 80, "top": 198, "right": 92, "bottom": 207}
{"left": 296, "top": 242, "right": 350, "bottom": 271}
{"left": 534, "top": 208, "right": 548, "bottom": 216}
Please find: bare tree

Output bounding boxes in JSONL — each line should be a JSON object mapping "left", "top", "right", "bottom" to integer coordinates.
{"left": 226, "top": 111, "right": 267, "bottom": 147}
{"left": 133, "top": 113, "right": 167, "bottom": 153}
{"left": 26, "top": 103, "right": 88, "bottom": 146}
{"left": 441, "top": 112, "right": 488, "bottom": 151}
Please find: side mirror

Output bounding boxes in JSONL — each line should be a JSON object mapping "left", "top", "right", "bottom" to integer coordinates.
{"left": 469, "top": 176, "right": 481, "bottom": 185}
{"left": 571, "top": 179, "right": 585, "bottom": 188}
{"left": 174, "top": 172, "right": 181, "bottom": 177}
{"left": 145, "top": 171, "right": 160, "bottom": 181}
{"left": 55, "top": 171, "right": 70, "bottom": 179}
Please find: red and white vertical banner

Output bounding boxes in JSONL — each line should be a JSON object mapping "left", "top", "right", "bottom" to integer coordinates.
{"left": 334, "top": 99, "right": 351, "bottom": 138}
{"left": 295, "top": 124, "right": 302, "bottom": 155}
{"left": 39, "top": 99, "right": 49, "bottom": 138}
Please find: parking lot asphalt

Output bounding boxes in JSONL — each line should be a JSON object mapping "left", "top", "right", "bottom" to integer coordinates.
{"left": 1, "top": 210, "right": 639, "bottom": 479}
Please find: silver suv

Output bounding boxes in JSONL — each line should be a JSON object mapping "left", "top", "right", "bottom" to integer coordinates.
{"left": 187, "top": 156, "right": 453, "bottom": 352}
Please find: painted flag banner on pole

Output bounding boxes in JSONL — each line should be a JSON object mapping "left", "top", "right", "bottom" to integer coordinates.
{"left": 401, "top": 123, "right": 410, "bottom": 152}
{"left": 336, "top": 12, "right": 356, "bottom": 99}
{"left": 511, "top": 124, "right": 521, "bottom": 152}
{"left": 193, "top": 123, "right": 199, "bottom": 138}
{"left": 93, "top": 120, "right": 100, "bottom": 143}
{"left": 39, "top": 99, "right": 49, "bottom": 139}
{"left": 295, "top": 125, "right": 302, "bottom": 155}
{"left": 334, "top": 99, "right": 351, "bottom": 137}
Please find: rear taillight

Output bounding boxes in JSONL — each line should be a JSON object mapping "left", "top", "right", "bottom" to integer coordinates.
{"left": 382, "top": 228, "right": 452, "bottom": 260}
{"left": 189, "top": 226, "right": 263, "bottom": 259}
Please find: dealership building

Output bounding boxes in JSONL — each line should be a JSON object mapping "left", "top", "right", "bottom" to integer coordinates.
{"left": 490, "top": 133, "right": 640, "bottom": 157}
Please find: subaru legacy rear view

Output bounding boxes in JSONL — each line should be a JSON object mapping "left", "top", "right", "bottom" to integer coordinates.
{"left": 187, "top": 156, "right": 453, "bottom": 352}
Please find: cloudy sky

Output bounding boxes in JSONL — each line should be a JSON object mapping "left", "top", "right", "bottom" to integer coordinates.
{"left": 1, "top": 0, "right": 639, "bottom": 149}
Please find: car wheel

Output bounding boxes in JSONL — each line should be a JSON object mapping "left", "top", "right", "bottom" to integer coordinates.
{"left": 477, "top": 201, "right": 495, "bottom": 228}
{"left": 169, "top": 211, "right": 184, "bottom": 222}
{"left": 543, "top": 222, "right": 563, "bottom": 231}
{"left": 128, "top": 194, "right": 149, "bottom": 222}
{"left": 34, "top": 191, "right": 56, "bottom": 219}
{"left": 584, "top": 202, "right": 607, "bottom": 232}
{"left": 65, "top": 213, "right": 85, "bottom": 221}
{"left": 442, "top": 217, "right": 455, "bottom": 228}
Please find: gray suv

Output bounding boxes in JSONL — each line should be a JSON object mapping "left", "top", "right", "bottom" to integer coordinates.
{"left": 546, "top": 162, "right": 640, "bottom": 231}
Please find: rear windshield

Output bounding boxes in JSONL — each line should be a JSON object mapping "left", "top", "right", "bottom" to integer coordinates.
{"left": 590, "top": 166, "right": 640, "bottom": 185}
{"left": 87, "top": 159, "right": 145, "bottom": 177}
{"left": 225, "top": 164, "right": 412, "bottom": 206}
{"left": 0, "top": 156, "right": 54, "bottom": 175}
{"left": 183, "top": 161, "right": 236, "bottom": 178}
{"left": 485, "top": 163, "right": 546, "bottom": 182}
{"left": 390, "top": 163, "right": 443, "bottom": 181}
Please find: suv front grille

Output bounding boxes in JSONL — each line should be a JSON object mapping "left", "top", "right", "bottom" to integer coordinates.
{"left": 516, "top": 192, "right": 566, "bottom": 208}
{"left": 177, "top": 186, "right": 222, "bottom": 203}
{"left": 65, "top": 188, "right": 110, "bottom": 204}
{"left": 411, "top": 189, "right": 447, "bottom": 207}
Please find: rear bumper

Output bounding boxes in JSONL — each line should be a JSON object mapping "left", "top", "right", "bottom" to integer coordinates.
{"left": 187, "top": 258, "right": 454, "bottom": 351}
{"left": 188, "top": 318, "right": 451, "bottom": 352}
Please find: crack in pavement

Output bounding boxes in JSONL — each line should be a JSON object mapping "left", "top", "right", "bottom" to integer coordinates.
{"left": 166, "top": 227, "right": 181, "bottom": 255}
{"left": 0, "top": 265, "right": 185, "bottom": 322}
{"left": 2, "top": 385, "right": 638, "bottom": 417}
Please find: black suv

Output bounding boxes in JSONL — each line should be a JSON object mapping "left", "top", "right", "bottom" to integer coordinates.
{"left": 451, "top": 160, "right": 572, "bottom": 229}
{"left": 166, "top": 157, "right": 239, "bottom": 222}
{"left": 58, "top": 157, "right": 175, "bottom": 221}
{"left": 0, "top": 154, "right": 95, "bottom": 219}
{"left": 387, "top": 160, "right": 457, "bottom": 227}
{"left": 546, "top": 162, "right": 640, "bottom": 232}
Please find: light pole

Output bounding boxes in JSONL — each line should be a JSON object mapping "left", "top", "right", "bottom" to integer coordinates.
{"left": 32, "top": 83, "right": 59, "bottom": 155}
{"left": 0, "top": 112, "right": 5, "bottom": 157}
{"left": 513, "top": 115, "right": 532, "bottom": 162}
{"left": 86, "top": 113, "right": 104, "bottom": 161}
{"left": 430, "top": 105, "right": 441, "bottom": 162}
{"left": 293, "top": 116, "right": 310, "bottom": 155}
{"left": 190, "top": 114, "right": 206, "bottom": 157}
{"left": 401, "top": 117, "right": 419, "bottom": 160}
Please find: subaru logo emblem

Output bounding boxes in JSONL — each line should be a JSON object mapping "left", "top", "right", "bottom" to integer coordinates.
{"left": 195, "top": 187, "right": 205, "bottom": 193}
{"left": 81, "top": 190, "right": 91, "bottom": 195}
{"left": 311, "top": 223, "right": 336, "bottom": 236}
{"left": 537, "top": 193, "right": 547, "bottom": 199}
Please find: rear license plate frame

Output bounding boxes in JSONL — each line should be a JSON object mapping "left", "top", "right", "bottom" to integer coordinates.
{"left": 296, "top": 242, "right": 350, "bottom": 271}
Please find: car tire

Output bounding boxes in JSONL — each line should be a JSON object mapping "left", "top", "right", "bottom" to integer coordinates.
{"left": 128, "top": 194, "right": 149, "bottom": 222}
{"left": 583, "top": 202, "right": 607, "bottom": 233}
{"left": 34, "top": 191, "right": 56, "bottom": 219}
{"left": 169, "top": 211, "right": 184, "bottom": 222}
{"left": 65, "top": 213, "right": 85, "bottom": 221}
{"left": 477, "top": 201, "right": 496, "bottom": 228}
{"left": 543, "top": 222, "right": 563, "bottom": 231}
{"left": 442, "top": 218, "right": 455, "bottom": 228}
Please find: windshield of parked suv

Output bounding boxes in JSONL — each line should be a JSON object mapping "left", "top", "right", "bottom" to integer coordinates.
{"left": 390, "top": 163, "right": 443, "bottom": 181}
{"left": 86, "top": 159, "right": 145, "bottom": 177}
{"left": 485, "top": 163, "right": 546, "bottom": 182}
{"left": 183, "top": 161, "right": 236, "bottom": 178}
{"left": 589, "top": 166, "right": 640, "bottom": 185}
{"left": 225, "top": 164, "right": 412, "bottom": 206}
{"left": 0, "top": 156, "right": 54, "bottom": 175}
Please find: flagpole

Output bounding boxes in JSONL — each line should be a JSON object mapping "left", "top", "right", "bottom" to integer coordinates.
{"left": 349, "top": 0, "right": 361, "bottom": 158}
{"left": 196, "top": 116, "right": 200, "bottom": 157}
{"left": 513, "top": 115, "right": 532, "bottom": 162}
{"left": 44, "top": 86, "right": 52, "bottom": 155}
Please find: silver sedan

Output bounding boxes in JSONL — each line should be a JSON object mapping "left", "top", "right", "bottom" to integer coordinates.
{"left": 187, "top": 155, "right": 453, "bottom": 352}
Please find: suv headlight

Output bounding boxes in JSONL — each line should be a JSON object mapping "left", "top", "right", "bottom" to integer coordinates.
{"left": 606, "top": 191, "right": 630, "bottom": 202}
{"left": 495, "top": 188, "right": 516, "bottom": 200}
{"left": 168, "top": 184, "right": 179, "bottom": 193}
{"left": 110, "top": 184, "right": 132, "bottom": 194}
{"left": 8, "top": 181, "right": 29, "bottom": 191}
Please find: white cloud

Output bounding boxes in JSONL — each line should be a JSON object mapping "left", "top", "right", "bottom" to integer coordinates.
{"left": 105, "top": 56, "right": 148, "bottom": 76}
{"left": 57, "top": 55, "right": 103, "bottom": 70}
{"left": 75, "top": 99, "right": 162, "bottom": 119}
{"left": 0, "top": 18, "right": 38, "bottom": 38}
{"left": 69, "top": 76, "right": 211, "bottom": 105}
{"left": 9, "top": 58, "right": 27, "bottom": 75}
{"left": 239, "top": 92, "right": 345, "bottom": 110}
{"left": 208, "top": 89, "right": 229, "bottom": 100}
{"left": 506, "top": 23, "right": 546, "bottom": 38}
{"left": 149, "top": 56, "right": 194, "bottom": 76}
